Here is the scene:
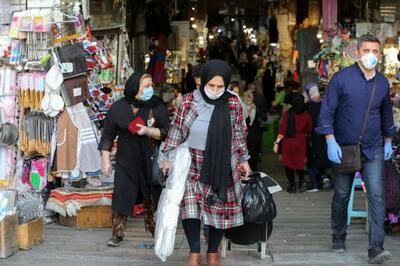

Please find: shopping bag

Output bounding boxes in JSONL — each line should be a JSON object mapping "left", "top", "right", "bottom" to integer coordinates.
{"left": 154, "top": 142, "right": 191, "bottom": 262}
{"left": 242, "top": 172, "right": 277, "bottom": 224}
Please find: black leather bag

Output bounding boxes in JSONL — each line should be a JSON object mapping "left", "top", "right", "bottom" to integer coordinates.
{"left": 333, "top": 80, "right": 376, "bottom": 174}
{"left": 334, "top": 144, "right": 362, "bottom": 174}
{"left": 146, "top": 109, "right": 166, "bottom": 186}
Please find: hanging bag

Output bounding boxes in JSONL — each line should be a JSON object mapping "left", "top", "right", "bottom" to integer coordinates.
{"left": 60, "top": 75, "right": 91, "bottom": 106}
{"left": 333, "top": 80, "right": 376, "bottom": 173}
{"left": 55, "top": 42, "right": 88, "bottom": 79}
{"left": 242, "top": 172, "right": 277, "bottom": 224}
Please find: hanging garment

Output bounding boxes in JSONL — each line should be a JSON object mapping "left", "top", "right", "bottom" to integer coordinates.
{"left": 56, "top": 110, "right": 79, "bottom": 172}
{"left": 67, "top": 103, "right": 101, "bottom": 173}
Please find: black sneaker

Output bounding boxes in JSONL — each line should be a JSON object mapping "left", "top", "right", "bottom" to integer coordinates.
{"left": 331, "top": 237, "right": 346, "bottom": 253}
{"left": 107, "top": 236, "right": 123, "bottom": 247}
{"left": 368, "top": 248, "right": 392, "bottom": 264}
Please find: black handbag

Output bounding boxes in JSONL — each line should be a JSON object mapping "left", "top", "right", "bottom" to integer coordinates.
{"left": 147, "top": 109, "right": 166, "bottom": 186}
{"left": 333, "top": 80, "right": 376, "bottom": 174}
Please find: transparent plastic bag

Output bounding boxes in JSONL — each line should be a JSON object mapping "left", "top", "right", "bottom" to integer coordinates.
{"left": 154, "top": 142, "right": 191, "bottom": 262}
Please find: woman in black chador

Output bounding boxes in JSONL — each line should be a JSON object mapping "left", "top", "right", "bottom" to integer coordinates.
{"left": 99, "top": 73, "right": 170, "bottom": 247}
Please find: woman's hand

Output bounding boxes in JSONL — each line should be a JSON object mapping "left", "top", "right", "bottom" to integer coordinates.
{"left": 137, "top": 124, "right": 161, "bottom": 140}
{"left": 273, "top": 143, "right": 279, "bottom": 154}
{"left": 102, "top": 160, "right": 112, "bottom": 177}
{"left": 241, "top": 161, "right": 251, "bottom": 179}
{"left": 136, "top": 124, "right": 150, "bottom": 136}
{"left": 162, "top": 160, "right": 170, "bottom": 176}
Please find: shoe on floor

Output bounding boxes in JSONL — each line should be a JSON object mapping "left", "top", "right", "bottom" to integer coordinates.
{"left": 298, "top": 182, "right": 307, "bottom": 192}
{"left": 107, "top": 236, "right": 123, "bottom": 247}
{"left": 323, "top": 177, "right": 332, "bottom": 189}
{"left": 331, "top": 237, "right": 346, "bottom": 253}
{"left": 368, "top": 248, "right": 392, "bottom": 264}
{"left": 207, "top": 252, "right": 221, "bottom": 266}
{"left": 286, "top": 186, "right": 296, "bottom": 193}
{"left": 307, "top": 188, "right": 319, "bottom": 193}
{"left": 185, "top": 252, "right": 201, "bottom": 266}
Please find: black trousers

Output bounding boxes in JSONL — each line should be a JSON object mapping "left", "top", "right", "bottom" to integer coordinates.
{"left": 182, "top": 219, "right": 224, "bottom": 253}
{"left": 284, "top": 167, "right": 305, "bottom": 187}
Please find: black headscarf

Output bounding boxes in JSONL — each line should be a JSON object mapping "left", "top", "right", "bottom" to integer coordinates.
{"left": 198, "top": 59, "right": 233, "bottom": 202}
{"left": 286, "top": 92, "right": 306, "bottom": 138}
{"left": 124, "top": 73, "right": 162, "bottom": 108}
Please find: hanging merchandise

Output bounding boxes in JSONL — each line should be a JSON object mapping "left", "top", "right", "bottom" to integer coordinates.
{"left": 313, "top": 24, "right": 356, "bottom": 88}
{"left": 56, "top": 103, "right": 101, "bottom": 176}
{"left": 41, "top": 64, "right": 64, "bottom": 117}
{"left": 19, "top": 113, "right": 53, "bottom": 156}
{"left": 0, "top": 107, "right": 18, "bottom": 147}
{"left": 18, "top": 72, "right": 46, "bottom": 110}
{"left": 60, "top": 75, "right": 90, "bottom": 106}
{"left": 55, "top": 43, "right": 88, "bottom": 79}
{"left": 0, "top": 67, "right": 18, "bottom": 187}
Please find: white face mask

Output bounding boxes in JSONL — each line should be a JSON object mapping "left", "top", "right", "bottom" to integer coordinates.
{"left": 360, "top": 52, "right": 378, "bottom": 70}
{"left": 204, "top": 85, "right": 225, "bottom": 100}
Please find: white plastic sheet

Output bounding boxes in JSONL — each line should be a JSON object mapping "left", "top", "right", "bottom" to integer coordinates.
{"left": 154, "top": 142, "right": 191, "bottom": 262}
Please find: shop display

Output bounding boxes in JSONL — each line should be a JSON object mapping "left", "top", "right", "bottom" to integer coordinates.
{"left": 0, "top": 1, "right": 130, "bottom": 258}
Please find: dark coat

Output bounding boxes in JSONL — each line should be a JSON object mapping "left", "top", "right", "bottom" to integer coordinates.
{"left": 306, "top": 101, "right": 331, "bottom": 169}
{"left": 99, "top": 97, "right": 170, "bottom": 216}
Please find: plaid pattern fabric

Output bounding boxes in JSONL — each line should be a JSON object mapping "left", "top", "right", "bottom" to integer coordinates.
{"left": 163, "top": 92, "right": 249, "bottom": 229}
{"left": 181, "top": 148, "right": 243, "bottom": 229}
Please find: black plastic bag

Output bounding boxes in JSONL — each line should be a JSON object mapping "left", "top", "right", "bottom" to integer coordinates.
{"left": 224, "top": 222, "right": 273, "bottom": 245}
{"left": 242, "top": 172, "right": 277, "bottom": 224}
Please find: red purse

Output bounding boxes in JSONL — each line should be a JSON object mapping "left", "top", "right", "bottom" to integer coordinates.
{"left": 128, "top": 116, "right": 145, "bottom": 134}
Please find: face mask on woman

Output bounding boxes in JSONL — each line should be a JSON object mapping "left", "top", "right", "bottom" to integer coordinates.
{"left": 360, "top": 52, "right": 378, "bottom": 70}
{"left": 141, "top": 86, "right": 154, "bottom": 101}
{"left": 204, "top": 85, "right": 225, "bottom": 100}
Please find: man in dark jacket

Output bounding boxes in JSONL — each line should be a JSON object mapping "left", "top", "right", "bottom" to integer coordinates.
{"left": 316, "top": 34, "right": 395, "bottom": 264}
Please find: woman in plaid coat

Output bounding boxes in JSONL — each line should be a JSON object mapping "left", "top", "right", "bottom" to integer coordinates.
{"left": 162, "top": 60, "right": 251, "bottom": 266}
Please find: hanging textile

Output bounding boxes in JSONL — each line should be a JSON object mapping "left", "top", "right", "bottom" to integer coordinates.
{"left": 322, "top": 0, "right": 337, "bottom": 32}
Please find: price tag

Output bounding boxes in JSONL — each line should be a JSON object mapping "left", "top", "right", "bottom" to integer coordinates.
{"left": 61, "top": 63, "right": 74, "bottom": 73}
{"left": 73, "top": 87, "right": 82, "bottom": 97}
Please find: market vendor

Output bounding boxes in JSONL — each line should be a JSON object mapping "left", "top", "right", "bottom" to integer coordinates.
{"left": 99, "top": 73, "right": 170, "bottom": 247}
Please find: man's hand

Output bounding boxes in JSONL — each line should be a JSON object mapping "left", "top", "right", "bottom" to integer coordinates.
{"left": 326, "top": 138, "right": 342, "bottom": 164}
{"left": 384, "top": 140, "right": 393, "bottom": 160}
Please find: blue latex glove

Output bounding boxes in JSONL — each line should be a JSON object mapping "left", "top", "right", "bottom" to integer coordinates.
{"left": 326, "top": 138, "right": 342, "bottom": 164}
{"left": 384, "top": 141, "right": 393, "bottom": 160}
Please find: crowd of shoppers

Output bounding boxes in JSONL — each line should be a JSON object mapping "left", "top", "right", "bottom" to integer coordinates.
{"left": 98, "top": 33, "right": 394, "bottom": 265}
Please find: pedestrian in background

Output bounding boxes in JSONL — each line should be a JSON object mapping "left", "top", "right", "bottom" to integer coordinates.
{"left": 316, "top": 33, "right": 394, "bottom": 264}
{"left": 304, "top": 82, "right": 331, "bottom": 192}
{"left": 274, "top": 93, "right": 312, "bottom": 193}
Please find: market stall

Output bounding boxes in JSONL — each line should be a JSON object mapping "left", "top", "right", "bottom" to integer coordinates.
{"left": 0, "top": 1, "right": 132, "bottom": 258}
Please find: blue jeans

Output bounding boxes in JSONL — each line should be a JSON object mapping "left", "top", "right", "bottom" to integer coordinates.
{"left": 331, "top": 146, "right": 385, "bottom": 250}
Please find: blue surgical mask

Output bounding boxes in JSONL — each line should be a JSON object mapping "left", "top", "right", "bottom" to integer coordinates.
{"left": 360, "top": 52, "right": 378, "bottom": 70}
{"left": 141, "top": 86, "right": 154, "bottom": 101}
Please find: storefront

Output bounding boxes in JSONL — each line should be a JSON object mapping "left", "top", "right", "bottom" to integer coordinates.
{"left": 0, "top": 0, "right": 131, "bottom": 258}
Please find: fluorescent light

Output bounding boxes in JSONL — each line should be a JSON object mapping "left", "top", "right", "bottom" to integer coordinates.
{"left": 190, "top": 17, "right": 195, "bottom": 21}
{"left": 209, "top": 35, "right": 214, "bottom": 39}
{"left": 231, "top": 18, "right": 235, "bottom": 22}
{"left": 192, "top": 24, "right": 197, "bottom": 29}
{"left": 270, "top": 43, "right": 277, "bottom": 47}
